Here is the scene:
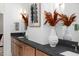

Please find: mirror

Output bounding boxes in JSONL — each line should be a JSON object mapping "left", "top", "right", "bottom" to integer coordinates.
{"left": 56, "top": 3, "right": 79, "bottom": 45}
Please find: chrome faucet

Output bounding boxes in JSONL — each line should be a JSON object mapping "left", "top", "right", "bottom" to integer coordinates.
{"left": 72, "top": 44, "right": 78, "bottom": 52}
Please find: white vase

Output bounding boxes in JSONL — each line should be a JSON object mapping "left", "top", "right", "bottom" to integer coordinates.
{"left": 61, "top": 26, "right": 67, "bottom": 39}
{"left": 63, "top": 26, "right": 72, "bottom": 41}
{"left": 48, "top": 27, "right": 58, "bottom": 47}
{"left": 25, "top": 28, "right": 28, "bottom": 38}
{"left": 57, "top": 25, "right": 67, "bottom": 40}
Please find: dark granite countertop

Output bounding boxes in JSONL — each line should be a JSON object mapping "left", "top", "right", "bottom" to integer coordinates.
{"left": 11, "top": 35, "right": 79, "bottom": 56}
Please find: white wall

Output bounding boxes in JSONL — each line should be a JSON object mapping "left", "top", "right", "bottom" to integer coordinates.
{"left": 1, "top": 3, "right": 79, "bottom": 56}
{"left": 53, "top": 3, "right": 79, "bottom": 45}
{"left": 27, "top": 3, "right": 79, "bottom": 45}
{"left": 64, "top": 3, "right": 79, "bottom": 45}
{"left": 0, "top": 4, "right": 4, "bottom": 34}
{"left": 3, "top": 3, "right": 30, "bottom": 33}
{"left": 9, "top": 3, "right": 28, "bottom": 33}
{"left": 0, "top": 3, "right": 12, "bottom": 56}
{"left": 0, "top": 3, "right": 29, "bottom": 56}
{"left": 27, "top": 3, "right": 56, "bottom": 45}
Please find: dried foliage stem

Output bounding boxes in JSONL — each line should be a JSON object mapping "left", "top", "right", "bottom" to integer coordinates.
{"left": 21, "top": 13, "right": 28, "bottom": 29}
{"left": 57, "top": 13, "right": 76, "bottom": 27}
{"left": 44, "top": 10, "right": 60, "bottom": 26}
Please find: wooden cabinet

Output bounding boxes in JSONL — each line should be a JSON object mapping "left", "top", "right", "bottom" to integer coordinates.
{"left": 11, "top": 38, "right": 21, "bottom": 56}
{"left": 11, "top": 37, "right": 48, "bottom": 56}
{"left": 13, "top": 43, "right": 20, "bottom": 56}
{"left": 36, "top": 49, "right": 48, "bottom": 56}
{"left": 22, "top": 44, "right": 35, "bottom": 56}
{"left": 11, "top": 38, "right": 35, "bottom": 56}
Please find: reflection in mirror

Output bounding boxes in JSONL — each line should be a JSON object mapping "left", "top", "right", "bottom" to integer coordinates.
{"left": 56, "top": 3, "right": 79, "bottom": 46}
{"left": 0, "top": 13, "right": 3, "bottom": 56}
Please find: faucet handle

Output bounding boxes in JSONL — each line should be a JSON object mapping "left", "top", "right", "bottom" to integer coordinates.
{"left": 72, "top": 44, "right": 77, "bottom": 52}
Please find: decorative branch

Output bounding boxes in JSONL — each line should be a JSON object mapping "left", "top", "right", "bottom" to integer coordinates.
{"left": 57, "top": 13, "right": 76, "bottom": 26}
{"left": 21, "top": 13, "right": 28, "bottom": 29}
{"left": 44, "top": 10, "right": 60, "bottom": 26}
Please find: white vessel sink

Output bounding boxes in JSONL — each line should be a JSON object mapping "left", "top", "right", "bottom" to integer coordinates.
{"left": 60, "top": 51, "right": 79, "bottom": 56}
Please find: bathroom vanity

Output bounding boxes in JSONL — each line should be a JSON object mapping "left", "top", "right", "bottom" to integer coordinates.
{"left": 11, "top": 37, "right": 48, "bottom": 56}
{"left": 11, "top": 33, "right": 79, "bottom": 56}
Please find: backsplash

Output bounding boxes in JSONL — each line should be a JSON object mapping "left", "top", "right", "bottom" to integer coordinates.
{"left": 58, "top": 39, "right": 78, "bottom": 49}
{"left": 11, "top": 32, "right": 25, "bottom": 37}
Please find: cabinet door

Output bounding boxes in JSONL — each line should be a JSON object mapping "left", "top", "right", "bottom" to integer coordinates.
{"left": 11, "top": 38, "right": 35, "bottom": 56}
{"left": 19, "top": 42, "right": 24, "bottom": 56}
{"left": 23, "top": 44, "right": 35, "bottom": 56}
{"left": 36, "top": 49, "right": 48, "bottom": 56}
{"left": 13, "top": 43, "right": 20, "bottom": 56}
{"left": 11, "top": 38, "right": 20, "bottom": 56}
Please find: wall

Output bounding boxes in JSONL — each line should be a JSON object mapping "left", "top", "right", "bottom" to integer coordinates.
{"left": 64, "top": 3, "right": 79, "bottom": 45}
{"left": 0, "top": 4, "right": 4, "bottom": 35}
{"left": 27, "top": 3, "right": 79, "bottom": 45}
{"left": 4, "top": 3, "right": 29, "bottom": 55}
{"left": 1, "top": 3, "right": 79, "bottom": 55}
{"left": 0, "top": 3, "right": 29, "bottom": 56}
{"left": 27, "top": 3, "right": 56, "bottom": 45}
{"left": 0, "top": 14, "right": 3, "bottom": 34}
{"left": 9, "top": 3, "right": 28, "bottom": 33}
{"left": 45, "top": 3, "right": 79, "bottom": 45}
{"left": 0, "top": 3, "right": 8, "bottom": 56}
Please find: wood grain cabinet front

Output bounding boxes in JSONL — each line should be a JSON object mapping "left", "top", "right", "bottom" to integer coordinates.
{"left": 36, "top": 49, "right": 48, "bottom": 56}
{"left": 11, "top": 37, "right": 48, "bottom": 56}
{"left": 11, "top": 38, "right": 21, "bottom": 56}
{"left": 11, "top": 38, "right": 35, "bottom": 56}
{"left": 22, "top": 44, "right": 35, "bottom": 56}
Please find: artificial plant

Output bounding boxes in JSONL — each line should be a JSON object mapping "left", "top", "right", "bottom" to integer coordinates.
{"left": 57, "top": 12, "right": 77, "bottom": 40}
{"left": 21, "top": 13, "right": 28, "bottom": 29}
{"left": 57, "top": 13, "right": 76, "bottom": 26}
{"left": 44, "top": 10, "right": 60, "bottom": 26}
{"left": 44, "top": 10, "right": 60, "bottom": 47}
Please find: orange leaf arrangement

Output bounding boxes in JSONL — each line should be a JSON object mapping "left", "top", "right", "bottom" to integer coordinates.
{"left": 21, "top": 13, "right": 28, "bottom": 29}
{"left": 44, "top": 10, "right": 60, "bottom": 26}
{"left": 58, "top": 13, "right": 76, "bottom": 27}
{"left": 57, "top": 13, "right": 77, "bottom": 40}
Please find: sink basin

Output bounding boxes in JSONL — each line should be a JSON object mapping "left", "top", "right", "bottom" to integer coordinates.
{"left": 60, "top": 51, "right": 79, "bottom": 56}
{"left": 18, "top": 36, "right": 24, "bottom": 38}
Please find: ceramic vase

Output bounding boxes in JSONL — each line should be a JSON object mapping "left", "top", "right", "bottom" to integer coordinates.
{"left": 48, "top": 27, "right": 58, "bottom": 47}
{"left": 63, "top": 26, "right": 72, "bottom": 41}
{"left": 25, "top": 27, "right": 28, "bottom": 38}
{"left": 61, "top": 26, "right": 67, "bottom": 39}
